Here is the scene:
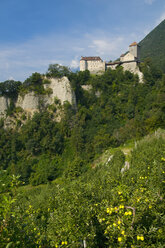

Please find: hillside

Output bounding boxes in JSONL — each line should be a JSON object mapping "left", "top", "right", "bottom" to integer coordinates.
{"left": 0, "top": 64, "right": 165, "bottom": 247}
{"left": 1, "top": 129, "right": 165, "bottom": 247}
{"left": 140, "top": 19, "right": 165, "bottom": 72}
{"left": 0, "top": 65, "right": 165, "bottom": 185}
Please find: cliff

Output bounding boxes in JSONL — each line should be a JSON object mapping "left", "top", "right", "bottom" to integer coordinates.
{"left": 0, "top": 96, "right": 10, "bottom": 118}
{"left": 0, "top": 77, "right": 76, "bottom": 125}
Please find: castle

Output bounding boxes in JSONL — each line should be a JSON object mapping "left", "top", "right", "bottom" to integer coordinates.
{"left": 80, "top": 42, "right": 143, "bottom": 82}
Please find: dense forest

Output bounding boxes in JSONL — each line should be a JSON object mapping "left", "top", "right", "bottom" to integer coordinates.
{"left": 0, "top": 60, "right": 165, "bottom": 247}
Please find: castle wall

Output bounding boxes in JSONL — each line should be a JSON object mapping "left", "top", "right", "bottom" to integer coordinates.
{"left": 129, "top": 45, "right": 140, "bottom": 60}
{"left": 80, "top": 60, "right": 87, "bottom": 71}
{"left": 122, "top": 61, "right": 137, "bottom": 73}
{"left": 87, "top": 60, "right": 105, "bottom": 73}
{"left": 80, "top": 42, "right": 142, "bottom": 78}
{"left": 121, "top": 52, "right": 135, "bottom": 62}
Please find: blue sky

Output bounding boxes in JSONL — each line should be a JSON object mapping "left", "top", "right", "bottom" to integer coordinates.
{"left": 0, "top": 0, "right": 164, "bottom": 81}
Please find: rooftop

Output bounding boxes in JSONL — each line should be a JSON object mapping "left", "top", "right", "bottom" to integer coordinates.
{"left": 129, "top": 41, "right": 138, "bottom": 47}
{"left": 80, "top": 56, "right": 102, "bottom": 61}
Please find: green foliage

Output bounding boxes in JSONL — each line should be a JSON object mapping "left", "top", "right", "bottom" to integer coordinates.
{"left": 0, "top": 80, "right": 21, "bottom": 99}
{"left": 109, "top": 150, "right": 125, "bottom": 176}
{"left": 140, "top": 19, "right": 165, "bottom": 73}
{"left": 46, "top": 64, "right": 71, "bottom": 78}
{"left": 29, "top": 155, "right": 61, "bottom": 185}
{"left": 20, "top": 72, "right": 45, "bottom": 95}
{"left": 0, "top": 133, "right": 164, "bottom": 247}
{"left": 1, "top": 65, "right": 165, "bottom": 187}
{"left": 63, "top": 157, "right": 88, "bottom": 180}
{"left": 0, "top": 59, "right": 165, "bottom": 246}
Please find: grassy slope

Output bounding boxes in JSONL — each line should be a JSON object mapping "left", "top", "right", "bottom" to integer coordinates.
{"left": 19, "top": 128, "right": 165, "bottom": 194}
{"left": 92, "top": 128, "right": 165, "bottom": 167}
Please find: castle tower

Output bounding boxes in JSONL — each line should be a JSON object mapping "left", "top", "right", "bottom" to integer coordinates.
{"left": 80, "top": 57, "right": 87, "bottom": 71}
{"left": 129, "top": 42, "right": 140, "bottom": 61}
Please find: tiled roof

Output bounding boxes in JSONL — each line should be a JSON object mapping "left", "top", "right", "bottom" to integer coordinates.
{"left": 129, "top": 42, "right": 138, "bottom": 47}
{"left": 80, "top": 56, "right": 102, "bottom": 61}
{"left": 106, "top": 61, "right": 121, "bottom": 65}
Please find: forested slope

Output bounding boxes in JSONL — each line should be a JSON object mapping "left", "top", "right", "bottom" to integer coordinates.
{"left": 0, "top": 63, "right": 165, "bottom": 247}
{"left": 140, "top": 19, "right": 165, "bottom": 72}
{"left": 0, "top": 63, "right": 165, "bottom": 185}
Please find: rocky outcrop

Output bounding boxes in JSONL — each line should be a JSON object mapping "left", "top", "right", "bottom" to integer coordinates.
{"left": 16, "top": 92, "right": 39, "bottom": 115}
{"left": 44, "top": 77, "right": 76, "bottom": 107}
{"left": 122, "top": 62, "right": 143, "bottom": 83}
{"left": 0, "top": 77, "right": 76, "bottom": 121}
{"left": 81, "top": 85, "right": 93, "bottom": 91}
{"left": 0, "top": 96, "right": 10, "bottom": 118}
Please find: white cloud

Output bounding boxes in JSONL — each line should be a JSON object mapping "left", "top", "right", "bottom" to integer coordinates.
{"left": 144, "top": 0, "right": 155, "bottom": 5}
{"left": 0, "top": 30, "right": 142, "bottom": 81}
{"left": 70, "top": 58, "right": 79, "bottom": 68}
{"left": 92, "top": 38, "right": 123, "bottom": 56}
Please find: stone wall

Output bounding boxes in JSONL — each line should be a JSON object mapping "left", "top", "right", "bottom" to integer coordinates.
{"left": 120, "top": 52, "right": 135, "bottom": 62}
{"left": 87, "top": 60, "right": 105, "bottom": 73}
{"left": 80, "top": 60, "right": 87, "bottom": 71}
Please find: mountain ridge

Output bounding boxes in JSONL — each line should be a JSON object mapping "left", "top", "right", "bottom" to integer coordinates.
{"left": 140, "top": 19, "right": 165, "bottom": 72}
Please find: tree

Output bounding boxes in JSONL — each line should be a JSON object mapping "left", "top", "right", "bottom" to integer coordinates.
{"left": 0, "top": 80, "right": 21, "bottom": 98}
{"left": 46, "top": 64, "right": 71, "bottom": 78}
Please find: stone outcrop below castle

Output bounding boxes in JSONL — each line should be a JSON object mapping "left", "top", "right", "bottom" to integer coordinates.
{"left": 122, "top": 61, "right": 143, "bottom": 83}
{"left": 0, "top": 77, "right": 76, "bottom": 120}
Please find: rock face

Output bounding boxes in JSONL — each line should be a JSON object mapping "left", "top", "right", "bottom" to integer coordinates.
{"left": 44, "top": 77, "right": 76, "bottom": 107}
{"left": 16, "top": 92, "right": 39, "bottom": 115}
{"left": 122, "top": 62, "right": 143, "bottom": 83}
{"left": 0, "top": 77, "right": 76, "bottom": 120}
{"left": 0, "top": 96, "right": 10, "bottom": 118}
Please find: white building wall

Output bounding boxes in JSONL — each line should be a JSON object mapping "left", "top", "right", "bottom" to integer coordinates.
{"left": 121, "top": 52, "right": 135, "bottom": 62}
{"left": 80, "top": 59, "right": 105, "bottom": 73}
{"left": 87, "top": 60, "right": 105, "bottom": 73}
{"left": 80, "top": 60, "right": 87, "bottom": 71}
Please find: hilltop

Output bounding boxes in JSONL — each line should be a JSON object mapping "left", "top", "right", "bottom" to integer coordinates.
{"left": 140, "top": 19, "right": 165, "bottom": 72}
